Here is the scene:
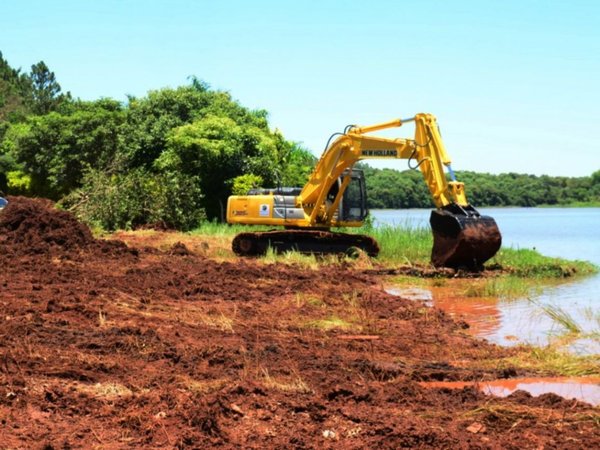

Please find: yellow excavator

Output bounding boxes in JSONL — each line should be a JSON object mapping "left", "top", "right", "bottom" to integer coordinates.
{"left": 226, "top": 113, "right": 501, "bottom": 270}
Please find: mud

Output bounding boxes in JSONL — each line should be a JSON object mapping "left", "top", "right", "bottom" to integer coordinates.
{"left": 0, "top": 197, "right": 598, "bottom": 448}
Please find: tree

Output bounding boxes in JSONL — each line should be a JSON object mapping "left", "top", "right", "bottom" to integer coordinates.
{"left": 158, "top": 115, "right": 283, "bottom": 220}
{"left": 5, "top": 99, "right": 124, "bottom": 198}
{"left": 0, "top": 51, "right": 32, "bottom": 120}
{"left": 29, "top": 61, "right": 68, "bottom": 114}
{"left": 279, "top": 143, "right": 316, "bottom": 187}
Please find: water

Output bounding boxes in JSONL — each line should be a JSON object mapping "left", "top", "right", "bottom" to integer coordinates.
{"left": 420, "top": 377, "right": 600, "bottom": 406}
{"left": 373, "top": 208, "right": 600, "bottom": 351}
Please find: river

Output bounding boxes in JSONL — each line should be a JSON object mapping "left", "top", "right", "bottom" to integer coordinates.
{"left": 372, "top": 207, "right": 600, "bottom": 353}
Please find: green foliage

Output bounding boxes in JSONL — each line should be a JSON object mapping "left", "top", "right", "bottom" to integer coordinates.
{"left": 0, "top": 51, "right": 32, "bottom": 121}
{"left": 6, "top": 170, "right": 31, "bottom": 194}
{"left": 4, "top": 100, "right": 124, "bottom": 198}
{"left": 280, "top": 143, "right": 317, "bottom": 187}
{"left": 362, "top": 166, "right": 433, "bottom": 209}
{"left": 64, "top": 168, "right": 204, "bottom": 231}
{"left": 159, "top": 114, "right": 284, "bottom": 220}
{"left": 29, "top": 61, "right": 70, "bottom": 115}
{"left": 363, "top": 167, "right": 600, "bottom": 208}
{"left": 232, "top": 174, "right": 263, "bottom": 195}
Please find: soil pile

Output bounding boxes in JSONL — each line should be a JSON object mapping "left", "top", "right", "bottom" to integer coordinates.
{"left": 0, "top": 197, "right": 597, "bottom": 448}
{"left": 0, "top": 196, "right": 136, "bottom": 259}
{"left": 0, "top": 196, "right": 93, "bottom": 255}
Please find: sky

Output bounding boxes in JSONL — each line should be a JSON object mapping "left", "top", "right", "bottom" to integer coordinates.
{"left": 1, "top": 0, "right": 599, "bottom": 176}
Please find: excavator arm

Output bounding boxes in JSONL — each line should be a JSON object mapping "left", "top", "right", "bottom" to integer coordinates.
{"left": 299, "top": 113, "right": 466, "bottom": 219}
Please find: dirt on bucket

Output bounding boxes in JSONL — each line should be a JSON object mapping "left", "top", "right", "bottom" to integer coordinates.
{"left": 431, "top": 218, "right": 502, "bottom": 270}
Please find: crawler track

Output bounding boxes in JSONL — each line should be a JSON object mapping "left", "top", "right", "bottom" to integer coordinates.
{"left": 232, "top": 229, "right": 380, "bottom": 257}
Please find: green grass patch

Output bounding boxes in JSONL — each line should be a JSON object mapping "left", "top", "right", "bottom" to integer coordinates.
{"left": 534, "top": 301, "right": 582, "bottom": 334}
{"left": 462, "top": 276, "right": 542, "bottom": 299}
{"left": 261, "top": 247, "right": 324, "bottom": 269}
{"left": 497, "top": 345, "right": 600, "bottom": 377}
{"left": 369, "top": 224, "right": 432, "bottom": 263}
{"left": 490, "top": 247, "right": 597, "bottom": 278}
{"left": 190, "top": 221, "right": 271, "bottom": 237}
{"left": 305, "top": 316, "right": 355, "bottom": 331}
{"left": 294, "top": 292, "right": 325, "bottom": 308}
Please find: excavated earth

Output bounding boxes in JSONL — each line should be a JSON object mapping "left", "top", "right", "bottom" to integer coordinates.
{"left": 0, "top": 197, "right": 598, "bottom": 449}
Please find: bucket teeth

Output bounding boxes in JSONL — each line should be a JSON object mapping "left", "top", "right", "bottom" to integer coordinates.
{"left": 430, "top": 206, "right": 502, "bottom": 270}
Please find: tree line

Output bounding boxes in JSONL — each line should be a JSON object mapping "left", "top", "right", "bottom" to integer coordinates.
{"left": 0, "top": 53, "right": 315, "bottom": 229}
{"left": 362, "top": 166, "right": 600, "bottom": 209}
{"left": 1, "top": 53, "right": 598, "bottom": 231}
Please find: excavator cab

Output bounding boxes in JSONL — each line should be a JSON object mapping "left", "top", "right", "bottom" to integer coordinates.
{"left": 331, "top": 169, "right": 368, "bottom": 222}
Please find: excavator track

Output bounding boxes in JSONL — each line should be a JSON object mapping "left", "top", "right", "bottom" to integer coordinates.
{"left": 232, "top": 230, "right": 380, "bottom": 257}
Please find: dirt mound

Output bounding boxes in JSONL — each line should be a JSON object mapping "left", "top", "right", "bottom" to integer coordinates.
{"left": 0, "top": 196, "right": 137, "bottom": 259}
{"left": 0, "top": 196, "right": 93, "bottom": 254}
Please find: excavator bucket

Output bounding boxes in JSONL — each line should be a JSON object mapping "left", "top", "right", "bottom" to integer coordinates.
{"left": 429, "top": 204, "right": 501, "bottom": 270}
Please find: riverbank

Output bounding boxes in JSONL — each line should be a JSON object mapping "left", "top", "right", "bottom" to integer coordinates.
{"left": 1, "top": 197, "right": 598, "bottom": 448}
{"left": 116, "top": 225, "right": 599, "bottom": 367}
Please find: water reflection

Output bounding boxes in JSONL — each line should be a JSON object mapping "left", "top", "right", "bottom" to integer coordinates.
{"left": 420, "top": 377, "right": 600, "bottom": 406}
{"left": 375, "top": 208, "right": 600, "bottom": 352}
{"left": 386, "top": 282, "right": 598, "bottom": 352}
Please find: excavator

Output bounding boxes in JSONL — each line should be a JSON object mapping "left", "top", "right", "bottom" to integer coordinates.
{"left": 226, "top": 113, "right": 501, "bottom": 270}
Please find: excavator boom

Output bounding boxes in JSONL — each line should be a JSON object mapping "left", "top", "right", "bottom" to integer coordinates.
{"left": 227, "top": 113, "right": 501, "bottom": 270}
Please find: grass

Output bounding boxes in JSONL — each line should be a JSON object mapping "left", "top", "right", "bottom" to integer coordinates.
{"left": 495, "top": 345, "right": 600, "bottom": 377}
{"left": 261, "top": 246, "right": 323, "bottom": 269}
{"left": 534, "top": 301, "right": 582, "bottom": 334}
{"left": 365, "top": 223, "right": 432, "bottom": 264}
{"left": 462, "top": 276, "right": 540, "bottom": 299}
{"left": 305, "top": 316, "right": 356, "bottom": 331}
{"left": 189, "top": 221, "right": 271, "bottom": 237}
{"left": 177, "top": 376, "right": 230, "bottom": 394}
{"left": 186, "top": 221, "right": 597, "bottom": 280}
{"left": 294, "top": 292, "right": 325, "bottom": 308}
{"left": 260, "top": 368, "right": 312, "bottom": 394}
{"left": 490, "top": 247, "right": 597, "bottom": 278}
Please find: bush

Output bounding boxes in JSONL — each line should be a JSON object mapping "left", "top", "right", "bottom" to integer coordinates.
{"left": 61, "top": 169, "right": 205, "bottom": 231}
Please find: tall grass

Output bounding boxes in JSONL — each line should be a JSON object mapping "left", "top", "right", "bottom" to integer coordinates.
{"left": 339, "top": 218, "right": 431, "bottom": 264}
{"left": 368, "top": 223, "right": 432, "bottom": 264}
{"left": 533, "top": 300, "right": 582, "bottom": 334}
{"left": 462, "top": 276, "right": 540, "bottom": 299}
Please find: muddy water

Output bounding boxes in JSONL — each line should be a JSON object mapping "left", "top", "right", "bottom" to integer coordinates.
{"left": 420, "top": 377, "right": 600, "bottom": 406}
{"left": 374, "top": 208, "right": 600, "bottom": 352}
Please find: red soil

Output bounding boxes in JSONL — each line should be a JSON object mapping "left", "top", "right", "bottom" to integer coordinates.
{"left": 0, "top": 197, "right": 597, "bottom": 449}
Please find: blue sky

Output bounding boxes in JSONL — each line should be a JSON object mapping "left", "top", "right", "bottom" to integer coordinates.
{"left": 2, "top": 0, "right": 599, "bottom": 176}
